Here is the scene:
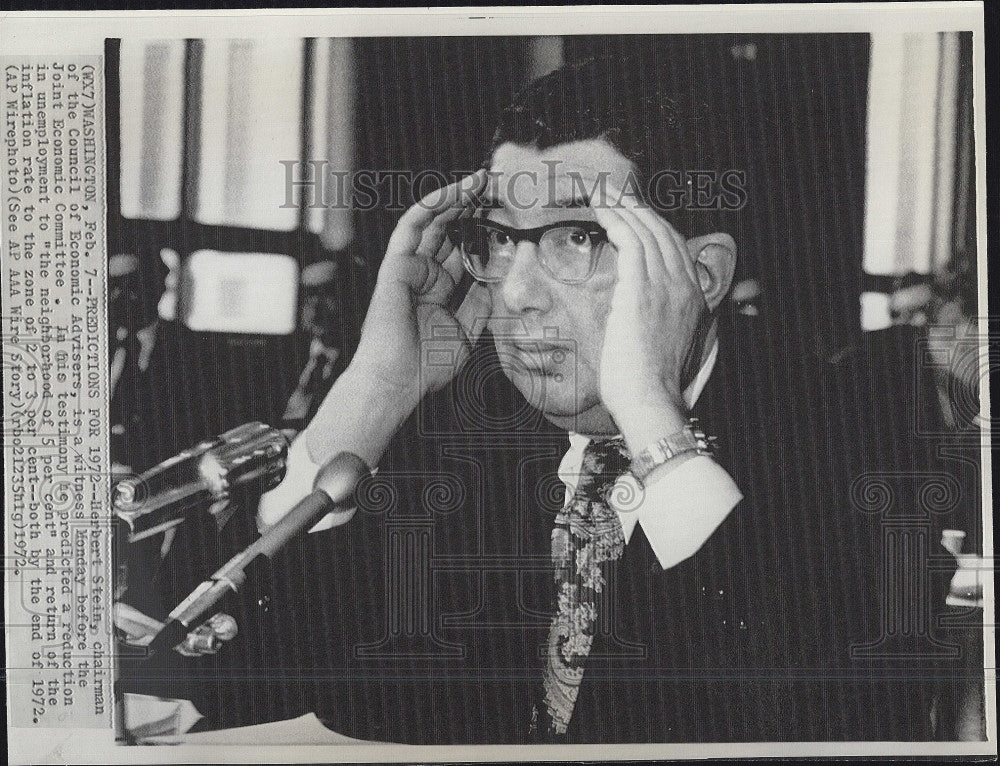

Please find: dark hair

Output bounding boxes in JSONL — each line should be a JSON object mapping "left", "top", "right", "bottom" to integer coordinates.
{"left": 489, "top": 54, "right": 744, "bottom": 238}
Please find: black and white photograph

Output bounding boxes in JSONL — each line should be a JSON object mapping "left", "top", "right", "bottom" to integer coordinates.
{"left": 1, "top": 4, "right": 995, "bottom": 762}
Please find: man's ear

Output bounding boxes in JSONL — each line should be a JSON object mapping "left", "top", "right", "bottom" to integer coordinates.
{"left": 686, "top": 233, "right": 737, "bottom": 312}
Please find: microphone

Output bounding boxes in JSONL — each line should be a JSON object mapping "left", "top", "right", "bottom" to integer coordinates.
{"left": 114, "top": 422, "right": 290, "bottom": 542}
{"left": 145, "top": 451, "right": 369, "bottom": 657}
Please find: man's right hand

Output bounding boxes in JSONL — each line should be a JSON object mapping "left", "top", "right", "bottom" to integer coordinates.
{"left": 350, "top": 169, "right": 491, "bottom": 403}
{"left": 261, "top": 171, "right": 491, "bottom": 530}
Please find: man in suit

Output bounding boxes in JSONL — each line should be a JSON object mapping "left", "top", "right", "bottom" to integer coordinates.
{"left": 251, "top": 56, "right": 973, "bottom": 743}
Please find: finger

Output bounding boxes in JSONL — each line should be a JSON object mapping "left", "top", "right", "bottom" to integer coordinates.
{"left": 416, "top": 211, "right": 457, "bottom": 264}
{"left": 423, "top": 195, "right": 478, "bottom": 265}
{"left": 439, "top": 240, "right": 468, "bottom": 287}
{"left": 419, "top": 259, "right": 457, "bottom": 305}
{"left": 616, "top": 191, "right": 699, "bottom": 285}
{"left": 608, "top": 200, "right": 667, "bottom": 283}
{"left": 417, "top": 242, "right": 471, "bottom": 305}
{"left": 589, "top": 195, "right": 648, "bottom": 285}
{"left": 648, "top": 207, "right": 700, "bottom": 286}
{"left": 454, "top": 281, "right": 492, "bottom": 345}
{"left": 414, "top": 167, "right": 486, "bottom": 223}
{"left": 597, "top": 181, "right": 665, "bottom": 280}
{"left": 387, "top": 169, "right": 486, "bottom": 259}
{"left": 427, "top": 232, "right": 457, "bottom": 266}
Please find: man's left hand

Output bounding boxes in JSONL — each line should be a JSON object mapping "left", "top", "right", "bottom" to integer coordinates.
{"left": 590, "top": 183, "right": 707, "bottom": 451}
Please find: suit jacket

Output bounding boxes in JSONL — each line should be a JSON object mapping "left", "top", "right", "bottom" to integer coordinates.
{"left": 184, "top": 315, "right": 976, "bottom": 743}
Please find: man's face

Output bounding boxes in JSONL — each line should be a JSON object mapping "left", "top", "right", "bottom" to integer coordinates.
{"left": 483, "top": 139, "right": 635, "bottom": 432}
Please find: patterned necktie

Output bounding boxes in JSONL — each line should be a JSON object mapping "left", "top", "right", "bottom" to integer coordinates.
{"left": 531, "top": 436, "right": 632, "bottom": 739}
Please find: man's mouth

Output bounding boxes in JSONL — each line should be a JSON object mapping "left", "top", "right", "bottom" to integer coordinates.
{"left": 508, "top": 339, "right": 566, "bottom": 352}
{"left": 505, "top": 339, "right": 570, "bottom": 371}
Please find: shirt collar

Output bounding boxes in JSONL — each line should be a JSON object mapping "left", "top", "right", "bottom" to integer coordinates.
{"left": 683, "top": 339, "right": 719, "bottom": 411}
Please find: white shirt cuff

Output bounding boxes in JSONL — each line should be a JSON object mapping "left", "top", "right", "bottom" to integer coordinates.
{"left": 619, "top": 455, "right": 743, "bottom": 570}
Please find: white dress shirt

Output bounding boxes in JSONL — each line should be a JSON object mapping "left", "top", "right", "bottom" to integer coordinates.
{"left": 556, "top": 341, "right": 744, "bottom": 570}
{"left": 259, "top": 342, "right": 744, "bottom": 567}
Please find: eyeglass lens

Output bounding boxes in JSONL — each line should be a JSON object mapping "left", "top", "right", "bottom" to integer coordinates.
{"left": 464, "top": 223, "right": 601, "bottom": 283}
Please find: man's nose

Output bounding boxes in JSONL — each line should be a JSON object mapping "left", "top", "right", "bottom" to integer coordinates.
{"left": 497, "top": 241, "right": 552, "bottom": 315}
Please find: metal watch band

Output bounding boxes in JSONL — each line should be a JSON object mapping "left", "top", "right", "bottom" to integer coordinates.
{"left": 629, "top": 419, "right": 714, "bottom": 483}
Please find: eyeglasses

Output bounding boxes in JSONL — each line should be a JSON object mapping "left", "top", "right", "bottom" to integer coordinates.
{"left": 445, "top": 218, "right": 609, "bottom": 285}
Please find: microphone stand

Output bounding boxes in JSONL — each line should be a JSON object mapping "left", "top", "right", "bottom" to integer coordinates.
{"left": 143, "top": 451, "right": 368, "bottom": 658}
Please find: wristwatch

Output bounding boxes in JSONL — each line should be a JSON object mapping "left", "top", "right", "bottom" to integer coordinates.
{"left": 629, "top": 419, "right": 714, "bottom": 484}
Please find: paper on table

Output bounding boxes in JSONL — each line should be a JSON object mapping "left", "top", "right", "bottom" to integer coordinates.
{"left": 138, "top": 712, "right": 377, "bottom": 745}
{"left": 124, "top": 694, "right": 204, "bottom": 740}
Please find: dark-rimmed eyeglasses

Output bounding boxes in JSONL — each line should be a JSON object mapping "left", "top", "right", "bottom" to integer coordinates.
{"left": 445, "top": 219, "right": 609, "bottom": 285}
